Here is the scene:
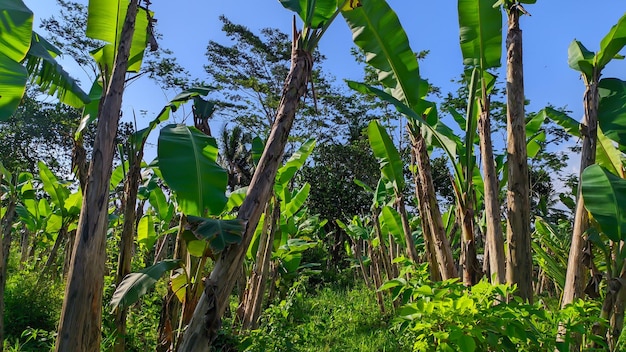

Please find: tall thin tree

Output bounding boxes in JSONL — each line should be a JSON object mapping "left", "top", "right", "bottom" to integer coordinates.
{"left": 504, "top": 1, "right": 533, "bottom": 301}
{"left": 55, "top": 1, "right": 143, "bottom": 350}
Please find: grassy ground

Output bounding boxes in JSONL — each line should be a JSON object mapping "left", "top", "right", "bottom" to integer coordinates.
{"left": 234, "top": 278, "right": 408, "bottom": 352}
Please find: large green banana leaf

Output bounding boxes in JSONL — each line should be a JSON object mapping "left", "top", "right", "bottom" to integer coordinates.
{"left": 186, "top": 216, "right": 244, "bottom": 253}
{"left": 598, "top": 78, "right": 626, "bottom": 152}
{"left": 0, "top": 0, "right": 32, "bottom": 62}
{"left": 0, "top": 0, "right": 32, "bottom": 120}
{"left": 87, "top": 0, "right": 149, "bottom": 74}
{"left": 596, "top": 12, "right": 626, "bottom": 71}
{"left": 567, "top": 40, "right": 595, "bottom": 81}
{"left": 279, "top": 0, "right": 337, "bottom": 29}
{"left": 581, "top": 164, "right": 626, "bottom": 242}
{"left": 341, "top": 0, "right": 426, "bottom": 112}
{"left": 458, "top": 0, "right": 502, "bottom": 69}
{"left": 0, "top": 55, "right": 28, "bottom": 120}
{"left": 110, "top": 259, "right": 182, "bottom": 312}
{"left": 38, "top": 161, "right": 70, "bottom": 212}
{"left": 379, "top": 205, "right": 404, "bottom": 246}
{"left": 368, "top": 120, "right": 404, "bottom": 193}
{"left": 157, "top": 124, "right": 228, "bottom": 217}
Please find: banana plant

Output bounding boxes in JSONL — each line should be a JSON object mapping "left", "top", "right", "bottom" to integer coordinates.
{"left": 342, "top": 0, "right": 457, "bottom": 281}
{"left": 458, "top": 0, "right": 506, "bottom": 287}
{"left": 499, "top": 0, "right": 535, "bottom": 299}
{"left": 0, "top": 0, "right": 89, "bottom": 120}
{"left": 561, "top": 12, "right": 626, "bottom": 311}
{"left": 56, "top": 0, "right": 150, "bottom": 349}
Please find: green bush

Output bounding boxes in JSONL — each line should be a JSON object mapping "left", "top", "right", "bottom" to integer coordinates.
{"left": 4, "top": 272, "right": 63, "bottom": 339}
{"left": 383, "top": 261, "right": 605, "bottom": 352}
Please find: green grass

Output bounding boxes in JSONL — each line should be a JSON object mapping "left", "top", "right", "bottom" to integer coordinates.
{"left": 238, "top": 280, "right": 408, "bottom": 352}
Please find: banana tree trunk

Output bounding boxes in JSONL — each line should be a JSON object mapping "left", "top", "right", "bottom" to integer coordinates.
{"left": 505, "top": 4, "right": 533, "bottom": 302}
{"left": 114, "top": 148, "right": 144, "bottom": 352}
{"left": 410, "top": 128, "right": 458, "bottom": 280}
{"left": 459, "top": 204, "right": 480, "bottom": 286}
{"left": 562, "top": 80, "right": 599, "bottom": 308}
{"left": 478, "top": 100, "right": 506, "bottom": 285}
{"left": 55, "top": 2, "right": 140, "bottom": 350}
{"left": 177, "top": 34, "right": 314, "bottom": 351}
{"left": 41, "top": 225, "right": 69, "bottom": 276}
{"left": 373, "top": 209, "right": 395, "bottom": 281}
{"left": 241, "top": 198, "right": 279, "bottom": 330}
{"left": 412, "top": 158, "right": 441, "bottom": 281}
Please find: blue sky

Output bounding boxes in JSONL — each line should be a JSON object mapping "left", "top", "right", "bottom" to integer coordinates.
{"left": 23, "top": 0, "right": 626, "bottom": 163}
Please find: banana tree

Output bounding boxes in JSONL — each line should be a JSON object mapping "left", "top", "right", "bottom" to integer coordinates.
{"left": 342, "top": 0, "right": 457, "bottom": 281}
{"left": 56, "top": 0, "right": 150, "bottom": 350}
{"left": 457, "top": 0, "right": 507, "bottom": 287}
{"left": 561, "top": 12, "right": 626, "bottom": 310}
{"left": 500, "top": 0, "right": 535, "bottom": 300}
{"left": 178, "top": 1, "right": 360, "bottom": 349}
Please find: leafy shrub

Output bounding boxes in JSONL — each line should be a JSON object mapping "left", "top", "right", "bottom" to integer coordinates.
{"left": 4, "top": 272, "right": 63, "bottom": 339}
{"left": 383, "top": 261, "right": 605, "bottom": 351}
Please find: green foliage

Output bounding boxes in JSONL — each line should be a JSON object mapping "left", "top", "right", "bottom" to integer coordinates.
{"left": 4, "top": 270, "right": 63, "bottom": 347}
{"left": 383, "top": 262, "right": 604, "bottom": 351}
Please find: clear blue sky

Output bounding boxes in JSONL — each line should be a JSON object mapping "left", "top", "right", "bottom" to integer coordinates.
{"left": 23, "top": 0, "right": 626, "bottom": 161}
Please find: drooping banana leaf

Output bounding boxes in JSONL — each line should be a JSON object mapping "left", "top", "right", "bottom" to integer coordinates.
{"left": 341, "top": 0, "right": 426, "bottom": 112}
{"left": 367, "top": 120, "right": 404, "bottom": 193}
{"left": 581, "top": 164, "right": 626, "bottom": 242}
{"left": 24, "top": 32, "right": 90, "bottom": 108}
{"left": 110, "top": 259, "right": 182, "bottom": 312}
{"left": 157, "top": 124, "right": 228, "bottom": 217}
{"left": 595, "top": 12, "right": 626, "bottom": 71}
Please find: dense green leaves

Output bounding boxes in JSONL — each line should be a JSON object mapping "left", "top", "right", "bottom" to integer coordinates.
{"left": 38, "top": 161, "right": 69, "bottom": 211}
{"left": 110, "top": 259, "right": 182, "bottom": 312}
{"left": 158, "top": 124, "right": 227, "bottom": 217}
{"left": 342, "top": 0, "right": 426, "bottom": 111}
{"left": 582, "top": 165, "right": 626, "bottom": 242}
{"left": 367, "top": 120, "right": 404, "bottom": 192}
{"left": 458, "top": 0, "right": 502, "bottom": 69}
